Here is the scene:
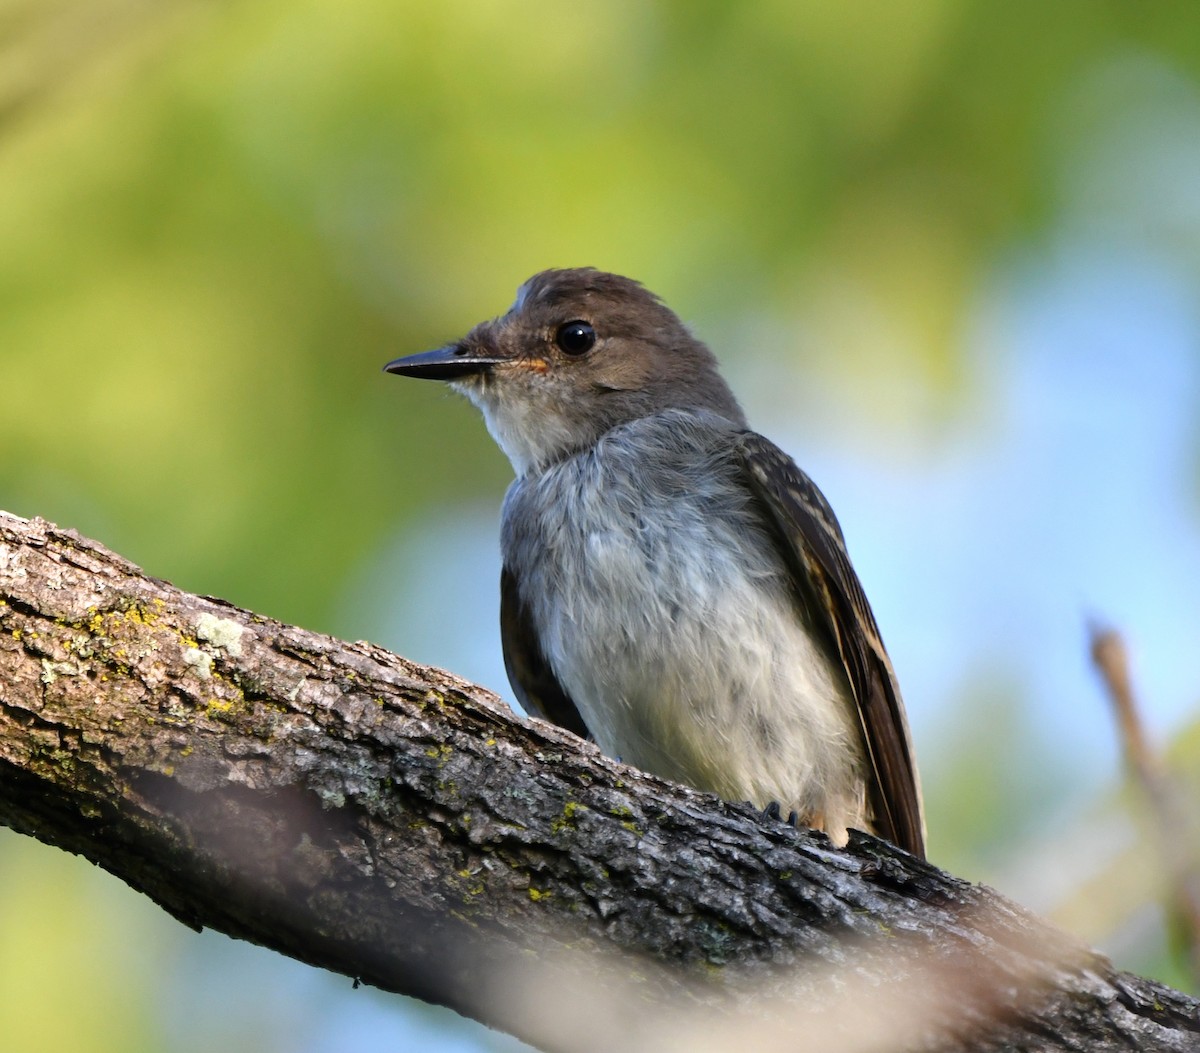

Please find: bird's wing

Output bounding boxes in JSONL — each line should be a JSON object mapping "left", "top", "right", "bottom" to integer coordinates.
{"left": 500, "top": 565, "right": 592, "bottom": 740}
{"left": 734, "top": 431, "right": 926, "bottom": 858}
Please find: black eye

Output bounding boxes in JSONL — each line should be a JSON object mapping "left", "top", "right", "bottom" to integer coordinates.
{"left": 555, "top": 320, "right": 596, "bottom": 356}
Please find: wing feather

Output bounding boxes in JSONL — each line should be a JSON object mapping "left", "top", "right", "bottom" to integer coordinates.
{"left": 500, "top": 565, "right": 592, "bottom": 740}
{"left": 735, "top": 432, "right": 926, "bottom": 858}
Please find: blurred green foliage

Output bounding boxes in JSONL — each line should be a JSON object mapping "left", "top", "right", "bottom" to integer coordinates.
{"left": 2, "top": 2, "right": 1200, "bottom": 1050}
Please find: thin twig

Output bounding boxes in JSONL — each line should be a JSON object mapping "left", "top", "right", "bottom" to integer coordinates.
{"left": 1089, "top": 622, "right": 1200, "bottom": 986}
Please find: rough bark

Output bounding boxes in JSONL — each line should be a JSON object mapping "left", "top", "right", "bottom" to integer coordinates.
{"left": 0, "top": 509, "right": 1195, "bottom": 1051}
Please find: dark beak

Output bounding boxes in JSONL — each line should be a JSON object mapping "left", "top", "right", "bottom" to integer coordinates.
{"left": 383, "top": 344, "right": 505, "bottom": 381}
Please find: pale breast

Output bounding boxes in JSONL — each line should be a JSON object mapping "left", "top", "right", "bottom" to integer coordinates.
{"left": 501, "top": 412, "right": 868, "bottom": 839}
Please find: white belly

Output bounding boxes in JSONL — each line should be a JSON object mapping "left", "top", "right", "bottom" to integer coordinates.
{"left": 502, "top": 418, "right": 869, "bottom": 841}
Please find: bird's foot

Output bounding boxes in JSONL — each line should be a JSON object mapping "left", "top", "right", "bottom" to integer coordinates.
{"left": 761, "top": 800, "right": 799, "bottom": 827}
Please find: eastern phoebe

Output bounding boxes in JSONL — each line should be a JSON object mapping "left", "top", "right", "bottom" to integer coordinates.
{"left": 385, "top": 268, "right": 925, "bottom": 857}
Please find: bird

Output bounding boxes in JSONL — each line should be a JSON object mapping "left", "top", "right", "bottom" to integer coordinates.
{"left": 384, "top": 268, "right": 925, "bottom": 858}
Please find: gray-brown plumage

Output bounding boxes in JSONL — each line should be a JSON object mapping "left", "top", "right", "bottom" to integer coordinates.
{"left": 386, "top": 268, "right": 926, "bottom": 858}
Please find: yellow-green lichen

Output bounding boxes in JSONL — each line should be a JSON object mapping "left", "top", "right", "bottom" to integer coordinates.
{"left": 455, "top": 870, "right": 486, "bottom": 898}
{"left": 607, "top": 803, "right": 643, "bottom": 836}
{"left": 527, "top": 888, "right": 552, "bottom": 903}
{"left": 69, "top": 603, "right": 179, "bottom": 674}
{"left": 117, "top": 603, "right": 158, "bottom": 628}
{"left": 551, "top": 800, "right": 581, "bottom": 835}
{"left": 205, "top": 698, "right": 236, "bottom": 718}
{"left": 48, "top": 748, "right": 75, "bottom": 773}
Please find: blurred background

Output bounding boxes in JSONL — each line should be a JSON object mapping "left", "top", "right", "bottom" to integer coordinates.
{"left": 3, "top": 1, "right": 1200, "bottom": 1049}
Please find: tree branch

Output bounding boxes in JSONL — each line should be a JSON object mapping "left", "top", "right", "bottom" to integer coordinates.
{"left": 0, "top": 510, "right": 1195, "bottom": 1052}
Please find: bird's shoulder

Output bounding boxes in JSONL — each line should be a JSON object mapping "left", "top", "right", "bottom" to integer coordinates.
{"left": 732, "top": 431, "right": 848, "bottom": 544}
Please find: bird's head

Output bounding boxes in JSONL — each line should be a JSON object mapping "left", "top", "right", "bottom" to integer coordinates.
{"left": 385, "top": 268, "right": 745, "bottom": 474}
